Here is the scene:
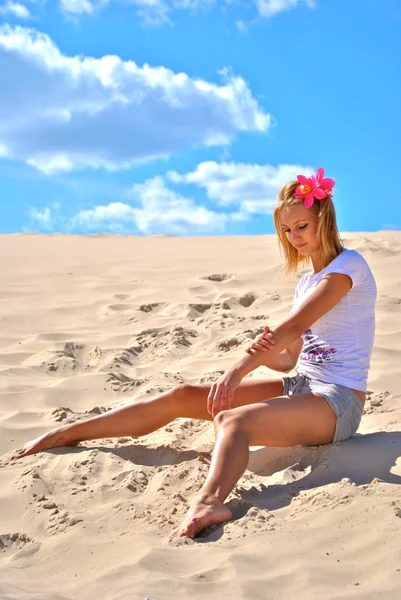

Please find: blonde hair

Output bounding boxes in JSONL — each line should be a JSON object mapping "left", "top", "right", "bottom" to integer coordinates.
{"left": 273, "top": 181, "right": 343, "bottom": 277}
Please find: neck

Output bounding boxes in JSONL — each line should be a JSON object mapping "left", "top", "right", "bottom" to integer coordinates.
{"left": 309, "top": 247, "right": 344, "bottom": 274}
{"left": 310, "top": 251, "right": 324, "bottom": 274}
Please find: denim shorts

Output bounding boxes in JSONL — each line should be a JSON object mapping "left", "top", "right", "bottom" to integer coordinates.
{"left": 282, "top": 373, "right": 364, "bottom": 443}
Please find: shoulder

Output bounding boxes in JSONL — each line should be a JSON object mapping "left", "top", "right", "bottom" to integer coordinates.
{"left": 323, "top": 248, "right": 374, "bottom": 288}
{"left": 328, "top": 248, "right": 366, "bottom": 268}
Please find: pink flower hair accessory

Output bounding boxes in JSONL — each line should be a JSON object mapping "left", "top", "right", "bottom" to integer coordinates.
{"left": 293, "top": 167, "right": 335, "bottom": 209}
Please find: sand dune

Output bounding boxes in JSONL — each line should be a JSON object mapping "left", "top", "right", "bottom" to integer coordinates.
{"left": 1, "top": 232, "right": 401, "bottom": 599}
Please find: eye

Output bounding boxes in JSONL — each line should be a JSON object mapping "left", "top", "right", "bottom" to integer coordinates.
{"left": 284, "top": 224, "right": 307, "bottom": 233}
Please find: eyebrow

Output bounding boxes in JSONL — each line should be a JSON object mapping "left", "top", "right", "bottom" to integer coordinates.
{"left": 280, "top": 219, "right": 307, "bottom": 228}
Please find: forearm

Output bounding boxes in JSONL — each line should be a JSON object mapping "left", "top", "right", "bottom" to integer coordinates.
{"left": 260, "top": 349, "right": 294, "bottom": 373}
{"left": 229, "top": 321, "right": 302, "bottom": 378}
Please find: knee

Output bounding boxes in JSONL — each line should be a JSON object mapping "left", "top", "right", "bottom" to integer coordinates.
{"left": 173, "top": 383, "right": 195, "bottom": 399}
{"left": 171, "top": 383, "right": 200, "bottom": 407}
{"left": 213, "top": 410, "right": 241, "bottom": 432}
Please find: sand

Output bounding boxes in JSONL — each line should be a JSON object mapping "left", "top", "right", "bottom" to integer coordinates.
{"left": 0, "top": 231, "right": 400, "bottom": 599}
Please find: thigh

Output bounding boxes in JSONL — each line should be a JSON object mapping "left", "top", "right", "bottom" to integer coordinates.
{"left": 177, "top": 378, "right": 284, "bottom": 421}
{"left": 227, "top": 393, "right": 337, "bottom": 447}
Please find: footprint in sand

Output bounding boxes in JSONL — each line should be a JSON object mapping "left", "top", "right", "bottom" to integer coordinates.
{"left": 106, "top": 303, "right": 136, "bottom": 312}
{"left": 107, "top": 372, "right": 147, "bottom": 393}
{"left": 109, "top": 346, "right": 143, "bottom": 370}
{"left": 188, "top": 303, "right": 212, "bottom": 318}
{"left": 217, "top": 337, "right": 240, "bottom": 352}
{"left": 113, "top": 294, "right": 131, "bottom": 301}
{"left": 121, "top": 470, "right": 150, "bottom": 496}
{"left": 51, "top": 405, "right": 111, "bottom": 424}
{"left": 214, "top": 293, "right": 261, "bottom": 309}
{"left": 41, "top": 343, "right": 103, "bottom": 373}
{"left": 243, "top": 326, "right": 265, "bottom": 338}
{"left": 0, "top": 533, "right": 40, "bottom": 560}
{"left": 229, "top": 503, "right": 275, "bottom": 536}
{"left": 32, "top": 493, "right": 83, "bottom": 535}
{"left": 201, "top": 273, "right": 233, "bottom": 282}
{"left": 127, "top": 327, "right": 198, "bottom": 358}
{"left": 87, "top": 346, "right": 103, "bottom": 364}
{"left": 12, "top": 467, "right": 85, "bottom": 536}
{"left": 199, "top": 370, "right": 225, "bottom": 383}
{"left": 238, "top": 293, "right": 257, "bottom": 308}
{"left": 217, "top": 327, "right": 263, "bottom": 352}
{"left": 138, "top": 303, "right": 163, "bottom": 313}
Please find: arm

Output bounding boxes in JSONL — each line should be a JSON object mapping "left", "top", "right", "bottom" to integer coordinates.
{"left": 262, "top": 337, "right": 304, "bottom": 373}
{"left": 229, "top": 272, "right": 352, "bottom": 379}
{"left": 245, "top": 325, "right": 303, "bottom": 373}
{"left": 207, "top": 272, "right": 352, "bottom": 416}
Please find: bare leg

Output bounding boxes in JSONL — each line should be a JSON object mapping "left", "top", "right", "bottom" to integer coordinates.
{"left": 178, "top": 412, "right": 248, "bottom": 537}
{"left": 12, "top": 386, "right": 189, "bottom": 459}
{"left": 178, "top": 392, "right": 337, "bottom": 537}
{"left": 11, "top": 379, "right": 284, "bottom": 460}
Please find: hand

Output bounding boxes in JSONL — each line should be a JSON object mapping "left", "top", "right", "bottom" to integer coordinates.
{"left": 245, "top": 325, "right": 275, "bottom": 354}
{"left": 207, "top": 369, "right": 243, "bottom": 418}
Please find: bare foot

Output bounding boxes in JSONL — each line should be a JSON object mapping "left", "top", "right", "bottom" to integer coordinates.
{"left": 178, "top": 496, "right": 232, "bottom": 538}
{"left": 10, "top": 429, "right": 78, "bottom": 460}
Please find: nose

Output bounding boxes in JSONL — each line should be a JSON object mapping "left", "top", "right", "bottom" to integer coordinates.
{"left": 290, "top": 231, "right": 302, "bottom": 244}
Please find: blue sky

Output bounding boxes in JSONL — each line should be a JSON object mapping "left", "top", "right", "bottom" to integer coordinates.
{"left": 0, "top": 0, "right": 400, "bottom": 235}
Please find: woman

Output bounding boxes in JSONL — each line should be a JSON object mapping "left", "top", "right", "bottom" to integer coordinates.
{"left": 11, "top": 168, "right": 377, "bottom": 539}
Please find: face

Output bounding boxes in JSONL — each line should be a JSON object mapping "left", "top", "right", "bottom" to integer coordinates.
{"left": 279, "top": 203, "right": 320, "bottom": 255}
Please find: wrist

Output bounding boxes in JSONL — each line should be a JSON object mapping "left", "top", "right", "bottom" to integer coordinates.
{"left": 233, "top": 350, "right": 264, "bottom": 378}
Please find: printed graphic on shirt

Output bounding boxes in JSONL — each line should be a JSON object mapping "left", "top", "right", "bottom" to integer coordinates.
{"left": 300, "top": 329, "right": 337, "bottom": 363}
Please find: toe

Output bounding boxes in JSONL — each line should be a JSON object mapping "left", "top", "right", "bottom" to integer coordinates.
{"left": 189, "top": 517, "right": 200, "bottom": 536}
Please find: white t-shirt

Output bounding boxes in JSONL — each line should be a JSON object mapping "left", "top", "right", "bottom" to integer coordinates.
{"left": 291, "top": 248, "right": 377, "bottom": 392}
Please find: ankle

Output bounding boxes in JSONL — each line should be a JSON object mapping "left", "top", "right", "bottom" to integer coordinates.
{"left": 51, "top": 425, "right": 77, "bottom": 445}
{"left": 196, "top": 492, "right": 222, "bottom": 505}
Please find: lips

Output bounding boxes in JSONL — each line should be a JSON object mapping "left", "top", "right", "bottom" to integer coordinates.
{"left": 296, "top": 243, "right": 306, "bottom": 249}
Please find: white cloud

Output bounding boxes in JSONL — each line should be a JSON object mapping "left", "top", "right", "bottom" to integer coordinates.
{"left": 71, "top": 176, "right": 229, "bottom": 234}
{"left": 27, "top": 161, "right": 313, "bottom": 234}
{"left": 0, "top": 2, "right": 31, "bottom": 19}
{"left": 60, "top": 0, "right": 97, "bottom": 14}
{"left": 0, "top": 25, "right": 271, "bottom": 174}
{"left": 167, "top": 161, "right": 313, "bottom": 217}
{"left": 71, "top": 202, "right": 136, "bottom": 233}
{"left": 28, "top": 203, "right": 60, "bottom": 229}
{"left": 0, "top": 143, "right": 9, "bottom": 157}
{"left": 57, "top": 0, "right": 314, "bottom": 23}
{"left": 1, "top": 0, "right": 317, "bottom": 24}
{"left": 59, "top": 0, "right": 216, "bottom": 24}
{"left": 256, "top": 0, "right": 315, "bottom": 19}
